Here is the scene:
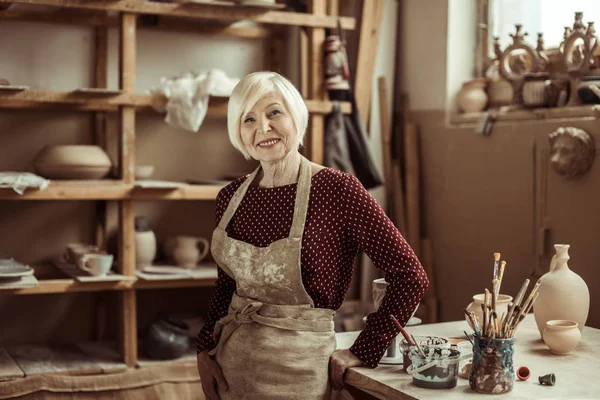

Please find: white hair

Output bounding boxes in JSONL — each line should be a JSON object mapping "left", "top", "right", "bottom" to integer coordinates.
{"left": 227, "top": 71, "right": 309, "bottom": 160}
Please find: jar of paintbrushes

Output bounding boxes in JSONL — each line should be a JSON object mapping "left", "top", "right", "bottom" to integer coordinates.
{"left": 464, "top": 252, "right": 542, "bottom": 394}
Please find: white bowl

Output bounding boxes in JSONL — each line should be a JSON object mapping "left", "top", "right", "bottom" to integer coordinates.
{"left": 135, "top": 165, "right": 155, "bottom": 180}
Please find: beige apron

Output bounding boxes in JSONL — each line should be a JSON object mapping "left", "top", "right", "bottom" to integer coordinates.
{"left": 208, "top": 156, "right": 336, "bottom": 400}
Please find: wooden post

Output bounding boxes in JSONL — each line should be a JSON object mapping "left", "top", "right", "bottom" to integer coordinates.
{"left": 118, "top": 12, "right": 137, "bottom": 368}
{"left": 354, "top": 0, "right": 384, "bottom": 126}
{"left": 309, "top": 0, "right": 326, "bottom": 164}
{"left": 404, "top": 122, "right": 420, "bottom": 259}
{"left": 420, "top": 238, "right": 438, "bottom": 323}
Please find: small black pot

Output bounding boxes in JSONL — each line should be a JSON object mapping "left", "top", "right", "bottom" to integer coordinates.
{"left": 145, "top": 313, "right": 190, "bottom": 360}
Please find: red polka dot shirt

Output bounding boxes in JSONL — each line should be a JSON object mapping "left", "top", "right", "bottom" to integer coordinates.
{"left": 196, "top": 168, "right": 429, "bottom": 367}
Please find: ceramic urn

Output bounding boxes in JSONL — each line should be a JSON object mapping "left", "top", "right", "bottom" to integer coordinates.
{"left": 534, "top": 244, "right": 590, "bottom": 336}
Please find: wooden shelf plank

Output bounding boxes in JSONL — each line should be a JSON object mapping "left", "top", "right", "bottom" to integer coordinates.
{"left": 76, "top": 342, "right": 127, "bottom": 374}
{"left": 0, "top": 9, "right": 272, "bottom": 38}
{"left": 137, "top": 344, "right": 197, "bottom": 368}
{"left": 0, "top": 90, "right": 352, "bottom": 114}
{"left": 2, "top": 273, "right": 217, "bottom": 295}
{"left": 0, "top": 348, "right": 24, "bottom": 382}
{"left": 450, "top": 105, "right": 600, "bottom": 125}
{"left": 130, "top": 184, "right": 224, "bottom": 200}
{"left": 0, "top": 180, "right": 128, "bottom": 200}
{"left": 7, "top": 344, "right": 103, "bottom": 376}
{"left": 0, "top": 181, "right": 224, "bottom": 200}
{"left": 0, "top": 0, "right": 356, "bottom": 29}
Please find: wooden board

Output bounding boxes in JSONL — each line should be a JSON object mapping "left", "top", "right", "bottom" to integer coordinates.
{"left": 53, "top": 260, "right": 134, "bottom": 282}
{"left": 72, "top": 88, "right": 121, "bottom": 97}
{"left": 172, "top": 0, "right": 285, "bottom": 10}
{"left": 76, "top": 342, "right": 127, "bottom": 374}
{"left": 0, "top": 0, "right": 356, "bottom": 29}
{"left": 136, "top": 345, "right": 197, "bottom": 368}
{"left": 0, "top": 348, "right": 24, "bottom": 382}
{"left": 7, "top": 344, "right": 102, "bottom": 376}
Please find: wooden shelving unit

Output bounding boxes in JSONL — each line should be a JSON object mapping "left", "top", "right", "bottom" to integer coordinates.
{"left": 0, "top": 0, "right": 356, "bottom": 377}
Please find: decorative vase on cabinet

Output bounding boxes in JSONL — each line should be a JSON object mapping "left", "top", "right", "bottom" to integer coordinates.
{"left": 533, "top": 244, "right": 590, "bottom": 336}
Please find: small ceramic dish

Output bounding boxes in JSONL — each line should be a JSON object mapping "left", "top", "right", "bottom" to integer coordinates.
{"left": 0, "top": 258, "right": 34, "bottom": 279}
{"left": 135, "top": 165, "right": 155, "bottom": 180}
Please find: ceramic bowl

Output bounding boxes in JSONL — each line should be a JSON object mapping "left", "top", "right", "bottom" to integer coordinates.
{"left": 135, "top": 165, "right": 155, "bottom": 180}
{"left": 33, "top": 145, "right": 112, "bottom": 180}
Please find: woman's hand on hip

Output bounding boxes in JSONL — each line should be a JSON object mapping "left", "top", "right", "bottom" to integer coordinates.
{"left": 197, "top": 350, "right": 228, "bottom": 400}
{"left": 329, "top": 349, "right": 364, "bottom": 391}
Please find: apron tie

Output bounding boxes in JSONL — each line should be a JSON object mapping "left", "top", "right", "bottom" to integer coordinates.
{"left": 233, "top": 301, "right": 263, "bottom": 324}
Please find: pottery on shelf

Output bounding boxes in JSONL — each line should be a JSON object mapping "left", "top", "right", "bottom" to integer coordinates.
{"left": 543, "top": 320, "right": 581, "bottom": 355}
{"left": 465, "top": 293, "right": 513, "bottom": 332}
{"left": 457, "top": 78, "right": 488, "bottom": 113}
{"left": 522, "top": 73, "right": 550, "bottom": 107}
{"left": 164, "top": 236, "right": 210, "bottom": 268}
{"left": 135, "top": 216, "right": 157, "bottom": 269}
{"left": 135, "top": 165, "right": 155, "bottom": 180}
{"left": 534, "top": 244, "right": 590, "bottom": 336}
{"left": 144, "top": 313, "right": 190, "bottom": 360}
{"left": 487, "top": 78, "right": 513, "bottom": 107}
{"left": 0, "top": 78, "right": 9, "bottom": 85}
{"left": 32, "top": 145, "right": 112, "bottom": 180}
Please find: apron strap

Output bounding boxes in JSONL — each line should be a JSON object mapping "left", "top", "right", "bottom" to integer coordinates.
{"left": 217, "top": 165, "right": 261, "bottom": 230}
{"left": 289, "top": 156, "right": 312, "bottom": 239}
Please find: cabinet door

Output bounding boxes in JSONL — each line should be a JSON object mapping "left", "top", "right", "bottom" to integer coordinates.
{"left": 535, "top": 121, "right": 600, "bottom": 328}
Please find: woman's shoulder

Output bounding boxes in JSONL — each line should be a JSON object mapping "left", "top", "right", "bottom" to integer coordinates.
{"left": 216, "top": 174, "right": 249, "bottom": 205}
{"left": 311, "top": 165, "right": 358, "bottom": 188}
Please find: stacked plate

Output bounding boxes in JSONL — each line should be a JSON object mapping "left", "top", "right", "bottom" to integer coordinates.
{"left": 0, "top": 255, "right": 34, "bottom": 283}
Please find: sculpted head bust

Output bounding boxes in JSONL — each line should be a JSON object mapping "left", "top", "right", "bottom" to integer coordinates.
{"left": 549, "top": 127, "right": 595, "bottom": 179}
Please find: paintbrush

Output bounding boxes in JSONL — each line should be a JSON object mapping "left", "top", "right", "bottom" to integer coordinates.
{"left": 390, "top": 315, "right": 414, "bottom": 345}
{"left": 512, "top": 279, "right": 543, "bottom": 331}
{"left": 511, "top": 292, "right": 540, "bottom": 336}
{"left": 513, "top": 279, "right": 530, "bottom": 308}
{"left": 493, "top": 252, "right": 501, "bottom": 279}
{"left": 411, "top": 334, "right": 426, "bottom": 357}
{"left": 497, "top": 261, "right": 506, "bottom": 293}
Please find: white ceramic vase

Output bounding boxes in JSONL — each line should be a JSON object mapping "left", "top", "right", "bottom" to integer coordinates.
{"left": 135, "top": 231, "right": 157, "bottom": 269}
{"left": 457, "top": 79, "right": 488, "bottom": 113}
{"left": 465, "top": 294, "right": 513, "bottom": 331}
{"left": 534, "top": 244, "right": 590, "bottom": 336}
{"left": 543, "top": 320, "right": 581, "bottom": 355}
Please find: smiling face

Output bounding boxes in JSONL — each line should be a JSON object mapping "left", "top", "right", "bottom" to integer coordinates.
{"left": 240, "top": 93, "right": 298, "bottom": 163}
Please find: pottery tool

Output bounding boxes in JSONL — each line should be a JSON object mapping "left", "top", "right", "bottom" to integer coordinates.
{"left": 390, "top": 315, "right": 414, "bottom": 345}
{"left": 411, "top": 334, "right": 426, "bottom": 357}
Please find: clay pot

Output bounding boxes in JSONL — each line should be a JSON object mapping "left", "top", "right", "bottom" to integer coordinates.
{"left": 135, "top": 165, "right": 155, "bottom": 180}
{"left": 33, "top": 145, "right": 112, "bottom": 180}
{"left": 517, "top": 366, "right": 531, "bottom": 381}
{"left": 534, "top": 244, "right": 590, "bottom": 336}
{"left": 145, "top": 314, "right": 190, "bottom": 360}
{"left": 164, "top": 236, "right": 210, "bottom": 268}
{"left": 465, "top": 294, "right": 513, "bottom": 332}
{"left": 543, "top": 320, "right": 581, "bottom": 355}
{"left": 0, "top": 78, "right": 9, "bottom": 85}
{"left": 487, "top": 79, "right": 513, "bottom": 107}
{"left": 457, "top": 79, "right": 488, "bottom": 113}
{"left": 522, "top": 73, "right": 550, "bottom": 107}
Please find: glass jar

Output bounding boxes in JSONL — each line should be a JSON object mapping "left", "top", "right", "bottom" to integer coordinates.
{"left": 469, "top": 336, "right": 515, "bottom": 394}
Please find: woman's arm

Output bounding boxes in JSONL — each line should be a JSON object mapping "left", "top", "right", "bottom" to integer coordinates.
{"left": 342, "top": 174, "right": 429, "bottom": 368}
{"left": 196, "top": 267, "right": 236, "bottom": 353}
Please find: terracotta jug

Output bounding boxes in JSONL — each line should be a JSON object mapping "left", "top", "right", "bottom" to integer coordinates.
{"left": 164, "top": 236, "right": 210, "bottom": 268}
{"left": 534, "top": 244, "right": 590, "bottom": 336}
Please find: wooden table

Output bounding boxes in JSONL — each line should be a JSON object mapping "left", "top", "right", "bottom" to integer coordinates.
{"left": 336, "top": 315, "right": 599, "bottom": 399}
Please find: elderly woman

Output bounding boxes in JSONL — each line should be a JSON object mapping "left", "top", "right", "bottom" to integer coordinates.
{"left": 196, "top": 71, "right": 429, "bottom": 400}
